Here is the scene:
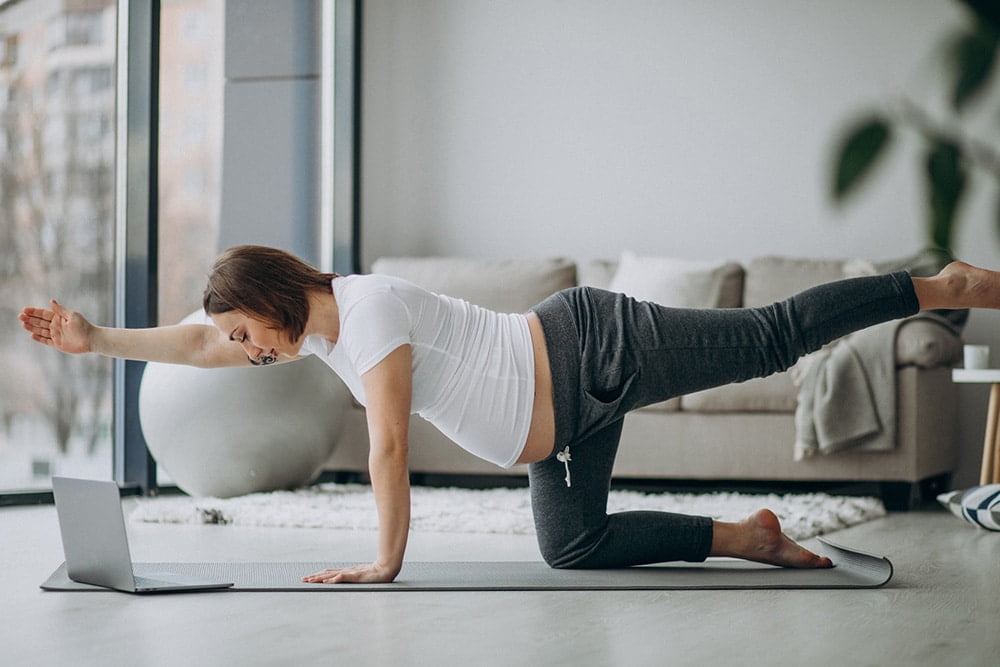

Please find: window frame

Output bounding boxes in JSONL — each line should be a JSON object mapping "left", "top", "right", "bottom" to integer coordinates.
{"left": 113, "top": 0, "right": 159, "bottom": 495}
{"left": 116, "top": 0, "right": 361, "bottom": 496}
{"left": 0, "top": 0, "right": 360, "bottom": 503}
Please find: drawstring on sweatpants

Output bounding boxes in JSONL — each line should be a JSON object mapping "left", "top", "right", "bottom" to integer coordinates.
{"left": 556, "top": 446, "right": 572, "bottom": 487}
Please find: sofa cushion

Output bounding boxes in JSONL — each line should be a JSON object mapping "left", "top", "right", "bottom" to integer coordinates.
{"left": 577, "top": 259, "right": 617, "bottom": 290}
{"left": 743, "top": 256, "right": 849, "bottom": 307}
{"left": 371, "top": 257, "right": 576, "bottom": 313}
{"left": 871, "top": 247, "right": 956, "bottom": 278}
{"left": 681, "top": 371, "right": 797, "bottom": 413}
{"left": 607, "top": 252, "right": 744, "bottom": 308}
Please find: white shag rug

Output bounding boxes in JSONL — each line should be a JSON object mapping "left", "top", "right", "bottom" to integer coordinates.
{"left": 130, "top": 484, "right": 887, "bottom": 542}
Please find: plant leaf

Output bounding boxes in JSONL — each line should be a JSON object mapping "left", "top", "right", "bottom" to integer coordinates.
{"left": 949, "top": 25, "right": 998, "bottom": 111}
{"left": 832, "top": 116, "right": 891, "bottom": 201}
{"left": 925, "top": 140, "right": 968, "bottom": 252}
{"left": 958, "top": 0, "right": 1000, "bottom": 33}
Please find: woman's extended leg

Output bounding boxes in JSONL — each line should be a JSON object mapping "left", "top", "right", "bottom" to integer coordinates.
{"left": 579, "top": 269, "right": 921, "bottom": 422}
{"left": 583, "top": 261, "right": 1000, "bottom": 425}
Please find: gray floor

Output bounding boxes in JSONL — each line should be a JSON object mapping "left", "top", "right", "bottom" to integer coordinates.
{"left": 3, "top": 498, "right": 998, "bottom": 667}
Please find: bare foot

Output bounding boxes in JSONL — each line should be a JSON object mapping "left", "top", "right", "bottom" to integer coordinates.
{"left": 913, "top": 261, "right": 1000, "bottom": 311}
{"left": 710, "top": 509, "right": 833, "bottom": 569}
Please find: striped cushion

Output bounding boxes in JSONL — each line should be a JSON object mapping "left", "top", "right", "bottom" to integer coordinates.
{"left": 937, "top": 484, "right": 1000, "bottom": 531}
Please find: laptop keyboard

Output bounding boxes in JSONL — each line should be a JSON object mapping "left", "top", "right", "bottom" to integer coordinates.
{"left": 132, "top": 574, "right": 178, "bottom": 589}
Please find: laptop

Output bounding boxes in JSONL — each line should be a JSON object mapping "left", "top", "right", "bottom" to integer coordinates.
{"left": 51, "top": 476, "right": 233, "bottom": 593}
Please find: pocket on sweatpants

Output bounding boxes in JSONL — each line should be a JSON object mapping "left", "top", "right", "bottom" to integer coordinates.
{"left": 579, "top": 370, "right": 638, "bottom": 434}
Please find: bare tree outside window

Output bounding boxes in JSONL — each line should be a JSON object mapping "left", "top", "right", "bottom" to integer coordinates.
{"left": 0, "top": 0, "right": 223, "bottom": 491}
{"left": 0, "top": 0, "right": 116, "bottom": 489}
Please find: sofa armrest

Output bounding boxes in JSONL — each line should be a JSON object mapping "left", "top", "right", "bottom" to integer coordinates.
{"left": 895, "top": 317, "right": 963, "bottom": 368}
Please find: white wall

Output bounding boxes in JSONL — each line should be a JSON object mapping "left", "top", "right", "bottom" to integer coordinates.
{"left": 361, "top": 0, "right": 1000, "bottom": 488}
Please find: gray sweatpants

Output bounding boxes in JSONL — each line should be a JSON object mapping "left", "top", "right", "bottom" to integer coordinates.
{"left": 528, "top": 271, "right": 919, "bottom": 568}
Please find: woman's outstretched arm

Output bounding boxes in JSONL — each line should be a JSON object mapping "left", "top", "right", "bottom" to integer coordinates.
{"left": 19, "top": 300, "right": 252, "bottom": 368}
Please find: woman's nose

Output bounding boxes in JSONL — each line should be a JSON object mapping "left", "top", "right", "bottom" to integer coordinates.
{"left": 241, "top": 339, "right": 263, "bottom": 359}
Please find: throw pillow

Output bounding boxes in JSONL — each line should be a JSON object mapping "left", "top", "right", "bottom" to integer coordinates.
{"left": 608, "top": 252, "right": 743, "bottom": 308}
{"left": 937, "top": 484, "right": 1000, "bottom": 531}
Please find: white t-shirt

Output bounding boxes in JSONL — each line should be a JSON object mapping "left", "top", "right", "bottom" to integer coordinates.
{"left": 298, "top": 274, "right": 535, "bottom": 468}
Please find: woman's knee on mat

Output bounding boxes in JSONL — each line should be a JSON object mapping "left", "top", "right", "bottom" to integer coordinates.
{"left": 534, "top": 522, "right": 610, "bottom": 569}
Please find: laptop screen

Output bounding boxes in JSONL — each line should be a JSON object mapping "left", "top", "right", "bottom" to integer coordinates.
{"left": 52, "top": 477, "right": 137, "bottom": 590}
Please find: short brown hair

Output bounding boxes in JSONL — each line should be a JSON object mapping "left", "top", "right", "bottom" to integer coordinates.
{"left": 203, "top": 245, "right": 336, "bottom": 343}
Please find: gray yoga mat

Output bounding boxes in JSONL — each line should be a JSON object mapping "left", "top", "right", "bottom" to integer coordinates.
{"left": 40, "top": 537, "right": 892, "bottom": 592}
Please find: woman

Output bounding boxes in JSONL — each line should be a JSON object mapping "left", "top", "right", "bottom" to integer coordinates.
{"left": 20, "top": 245, "right": 999, "bottom": 584}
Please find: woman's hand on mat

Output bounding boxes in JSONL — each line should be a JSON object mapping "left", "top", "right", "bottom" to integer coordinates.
{"left": 19, "top": 301, "right": 94, "bottom": 354}
{"left": 301, "top": 561, "right": 400, "bottom": 584}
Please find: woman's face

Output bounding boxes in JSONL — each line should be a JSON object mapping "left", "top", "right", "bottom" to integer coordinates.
{"left": 210, "top": 310, "right": 299, "bottom": 365}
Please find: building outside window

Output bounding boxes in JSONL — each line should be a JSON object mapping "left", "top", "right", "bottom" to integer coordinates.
{"left": 155, "top": 0, "right": 224, "bottom": 487}
{"left": 157, "top": 0, "right": 223, "bottom": 328}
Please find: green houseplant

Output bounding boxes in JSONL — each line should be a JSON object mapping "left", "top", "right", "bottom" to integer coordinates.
{"left": 831, "top": 0, "right": 1000, "bottom": 254}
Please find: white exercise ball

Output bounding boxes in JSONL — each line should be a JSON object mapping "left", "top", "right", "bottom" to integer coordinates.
{"left": 138, "top": 311, "right": 350, "bottom": 497}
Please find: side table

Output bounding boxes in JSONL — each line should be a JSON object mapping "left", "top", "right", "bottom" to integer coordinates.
{"left": 952, "top": 369, "right": 1000, "bottom": 485}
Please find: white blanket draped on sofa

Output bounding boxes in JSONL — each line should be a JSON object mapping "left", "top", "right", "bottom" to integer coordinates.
{"left": 793, "top": 313, "right": 960, "bottom": 458}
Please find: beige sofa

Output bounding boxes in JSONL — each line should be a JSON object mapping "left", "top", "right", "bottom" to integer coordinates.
{"left": 323, "top": 253, "right": 965, "bottom": 508}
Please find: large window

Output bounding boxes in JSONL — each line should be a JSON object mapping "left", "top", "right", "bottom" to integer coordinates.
{"left": 0, "top": 0, "right": 117, "bottom": 491}
{"left": 1, "top": 0, "right": 356, "bottom": 497}
{"left": 157, "top": 0, "right": 223, "bottom": 327}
